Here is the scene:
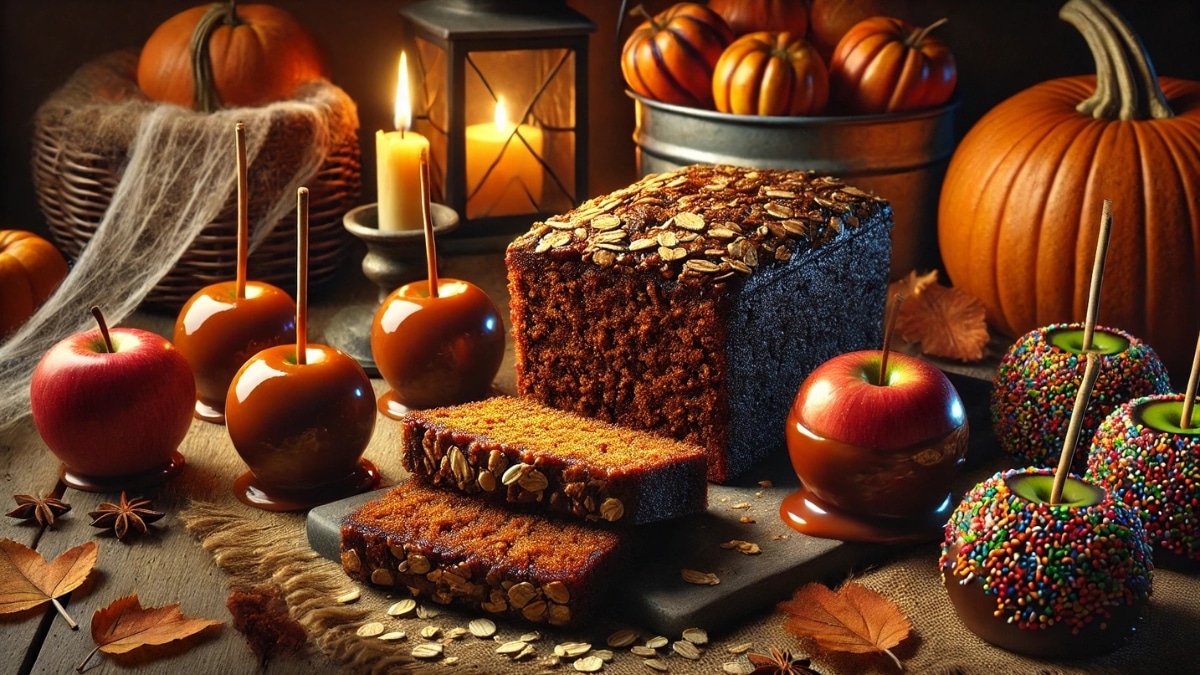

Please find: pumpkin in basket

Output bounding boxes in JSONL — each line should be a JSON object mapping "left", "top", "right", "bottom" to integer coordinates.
{"left": 828, "top": 16, "right": 955, "bottom": 115}
{"left": 621, "top": 3, "right": 734, "bottom": 108}
{"left": 713, "top": 32, "right": 828, "bottom": 116}
{"left": 137, "top": 1, "right": 328, "bottom": 111}
{"left": 937, "top": 0, "right": 1200, "bottom": 382}
{"left": 0, "top": 230, "right": 68, "bottom": 337}
{"left": 707, "top": 0, "right": 808, "bottom": 37}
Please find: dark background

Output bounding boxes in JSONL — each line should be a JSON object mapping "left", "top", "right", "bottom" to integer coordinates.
{"left": 2, "top": 0, "right": 1198, "bottom": 239}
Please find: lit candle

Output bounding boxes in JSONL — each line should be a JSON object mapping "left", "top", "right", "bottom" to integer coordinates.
{"left": 376, "top": 52, "right": 429, "bottom": 232}
{"left": 465, "top": 97, "right": 544, "bottom": 219}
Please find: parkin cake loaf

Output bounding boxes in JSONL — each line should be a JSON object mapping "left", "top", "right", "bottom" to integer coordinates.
{"left": 340, "top": 480, "right": 626, "bottom": 626}
{"left": 506, "top": 164, "right": 892, "bottom": 482}
{"left": 400, "top": 396, "right": 708, "bottom": 525}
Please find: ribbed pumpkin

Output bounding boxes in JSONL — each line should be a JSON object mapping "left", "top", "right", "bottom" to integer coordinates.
{"left": 713, "top": 32, "right": 828, "bottom": 116}
{"left": 708, "top": 0, "right": 808, "bottom": 37}
{"left": 0, "top": 230, "right": 68, "bottom": 337}
{"left": 621, "top": 3, "right": 734, "bottom": 108}
{"left": 938, "top": 0, "right": 1200, "bottom": 381}
{"left": 137, "top": 1, "right": 328, "bottom": 112}
{"left": 809, "top": 0, "right": 910, "bottom": 61}
{"left": 828, "top": 16, "right": 955, "bottom": 114}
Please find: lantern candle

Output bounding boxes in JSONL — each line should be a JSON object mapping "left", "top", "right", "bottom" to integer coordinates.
{"left": 465, "top": 97, "right": 544, "bottom": 218}
{"left": 376, "top": 52, "right": 429, "bottom": 232}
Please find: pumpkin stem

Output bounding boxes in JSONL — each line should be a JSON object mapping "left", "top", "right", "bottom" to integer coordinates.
{"left": 1060, "top": 0, "right": 1173, "bottom": 121}
{"left": 224, "top": 0, "right": 243, "bottom": 27}
{"left": 629, "top": 4, "right": 658, "bottom": 29}
{"left": 191, "top": 3, "right": 236, "bottom": 112}
{"left": 906, "top": 18, "right": 948, "bottom": 49}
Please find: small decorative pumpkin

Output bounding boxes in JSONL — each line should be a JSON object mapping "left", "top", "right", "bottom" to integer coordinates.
{"left": 0, "top": 230, "right": 68, "bottom": 337}
{"left": 713, "top": 32, "right": 828, "bottom": 116}
{"left": 707, "top": 0, "right": 808, "bottom": 37}
{"left": 828, "top": 16, "right": 955, "bottom": 114}
{"left": 809, "top": 0, "right": 910, "bottom": 61}
{"left": 137, "top": 1, "right": 328, "bottom": 112}
{"left": 937, "top": 0, "right": 1200, "bottom": 381}
{"left": 621, "top": 3, "right": 734, "bottom": 108}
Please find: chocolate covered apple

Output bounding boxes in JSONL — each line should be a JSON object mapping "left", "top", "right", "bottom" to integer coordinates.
{"left": 943, "top": 354, "right": 1153, "bottom": 658}
{"left": 371, "top": 149, "right": 505, "bottom": 418}
{"left": 31, "top": 307, "right": 194, "bottom": 491}
{"left": 225, "top": 187, "right": 379, "bottom": 510}
{"left": 1087, "top": 333, "right": 1200, "bottom": 567}
{"left": 782, "top": 295, "right": 969, "bottom": 543}
{"left": 174, "top": 122, "right": 296, "bottom": 423}
{"left": 991, "top": 201, "right": 1170, "bottom": 474}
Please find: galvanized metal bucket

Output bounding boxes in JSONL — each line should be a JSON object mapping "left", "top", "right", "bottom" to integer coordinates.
{"left": 631, "top": 93, "right": 958, "bottom": 278}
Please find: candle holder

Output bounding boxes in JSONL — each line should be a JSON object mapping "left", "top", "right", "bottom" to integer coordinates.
{"left": 324, "top": 202, "right": 459, "bottom": 375}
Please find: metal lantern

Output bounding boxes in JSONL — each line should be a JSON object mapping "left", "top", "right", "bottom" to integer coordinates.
{"left": 400, "top": 0, "right": 595, "bottom": 249}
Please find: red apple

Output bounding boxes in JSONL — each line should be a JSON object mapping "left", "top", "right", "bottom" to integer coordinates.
{"left": 781, "top": 350, "right": 968, "bottom": 542}
{"left": 30, "top": 310, "right": 195, "bottom": 490}
{"left": 225, "top": 343, "right": 377, "bottom": 508}
{"left": 173, "top": 280, "right": 296, "bottom": 423}
{"left": 371, "top": 278, "right": 505, "bottom": 416}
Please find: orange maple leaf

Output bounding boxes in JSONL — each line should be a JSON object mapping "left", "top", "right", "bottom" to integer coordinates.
{"left": 77, "top": 594, "right": 222, "bottom": 671}
{"left": 888, "top": 269, "right": 989, "bottom": 361}
{"left": 0, "top": 538, "right": 96, "bottom": 629}
{"left": 778, "top": 581, "right": 912, "bottom": 670}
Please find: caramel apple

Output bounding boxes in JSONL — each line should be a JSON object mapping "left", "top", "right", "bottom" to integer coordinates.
{"left": 174, "top": 122, "right": 296, "bottom": 423}
{"left": 370, "top": 148, "right": 505, "bottom": 418}
{"left": 224, "top": 187, "right": 379, "bottom": 511}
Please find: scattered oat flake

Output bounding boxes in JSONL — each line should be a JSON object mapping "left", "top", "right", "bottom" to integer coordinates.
{"left": 739, "top": 516, "right": 756, "bottom": 524}
{"left": 334, "top": 588, "right": 360, "bottom": 604}
{"left": 730, "top": 502, "right": 752, "bottom": 509}
{"left": 680, "top": 569, "right": 720, "bottom": 585}
{"left": 758, "top": 480, "right": 773, "bottom": 488}
{"left": 719, "top": 540, "right": 761, "bottom": 555}
{"left": 645, "top": 636, "right": 668, "bottom": 649}
{"left": 773, "top": 534, "right": 790, "bottom": 541}
{"left": 643, "top": 658, "right": 669, "bottom": 672}
{"left": 631, "top": 645, "right": 657, "bottom": 656}
{"left": 443, "top": 656, "right": 459, "bottom": 665}
{"left": 682, "top": 628, "right": 708, "bottom": 645}
{"left": 357, "top": 622, "right": 385, "bottom": 637}
{"left": 574, "top": 655, "right": 604, "bottom": 672}
{"left": 412, "top": 643, "right": 443, "bottom": 659}
{"left": 672, "top": 640, "right": 701, "bottom": 660}
{"left": 779, "top": 582, "right": 912, "bottom": 670}
{"left": 469, "top": 618, "right": 496, "bottom": 637}
{"left": 378, "top": 631, "right": 406, "bottom": 641}
{"left": 728, "top": 642, "right": 753, "bottom": 654}
{"left": 387, "top": 598, "right": 416, "bottom": 616}
{"left": 889, "top": 270, "right": 989, "bottom": 361}
{"left": 607, "top": 629, "right": 637, "bottom": 647}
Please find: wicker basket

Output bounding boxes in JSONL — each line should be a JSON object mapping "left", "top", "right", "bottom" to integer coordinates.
{"left": 31, "top": 52, "right": 361, "bottom": 311}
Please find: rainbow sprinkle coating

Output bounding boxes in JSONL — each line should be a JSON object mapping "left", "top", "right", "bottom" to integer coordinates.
{"left": 1087, "top": 394, "right": 1200, "bottom": 563}
{"left": 940, "top": 468, "right": 1153, "bottom": 634}
{"left": 991, "top": 323, "right": 1171, "bottom": 474}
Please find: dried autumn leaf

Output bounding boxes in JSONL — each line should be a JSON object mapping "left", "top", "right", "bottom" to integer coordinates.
{"left": 78, "top": 594, "right": 221, "bottom": 671}
{"left": 0, "top": 538, "right": 96, "bottom": 628}
{"left": 887, "top": 269, "right": 939, "bottom": 301}
{"left": 778, "top": 582, "right": 911, "bottom": 670}
{"left": 895, "top": 281, "right": 989, "bottom": 361}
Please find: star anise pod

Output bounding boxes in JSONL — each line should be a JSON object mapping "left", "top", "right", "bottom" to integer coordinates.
{"left": 747, "top": 646, "right": 821, "bottom": 675}
{"left": 88, "top": 493, "right": 164, "bottom": 541}
{"left": 7, "top": 493, "right": 71, "bottom": 527}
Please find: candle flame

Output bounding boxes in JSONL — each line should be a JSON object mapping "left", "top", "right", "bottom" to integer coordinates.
{"left": 494, "top": 97, "right": 509, "bottom": 133}
{"left": 395, "top": 52, "right": 412, "bottom": 132}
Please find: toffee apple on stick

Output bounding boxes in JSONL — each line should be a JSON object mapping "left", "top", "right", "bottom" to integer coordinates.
{"left": 173, "top": 122, "right": 296, "bottom": 424}
{"left": 224, "top": 187, "right": 379, "bottom": 511}
{"left": 371, "top": 149, "right": 505, "bottom": 418}
{"left": 30, "top": 307, "right": 194, "bottom": 491}
{"left": 781, "top": 294, "right": 969, "bottom": 543}
{"left": 1088, "top": 330, "right": 1200, "bottom": 568}
{"left": 942, "top": 353, "right": 1153, "bottom": 657}
{"left": 991, "top": 200, "right": 1170, "bottom": 474}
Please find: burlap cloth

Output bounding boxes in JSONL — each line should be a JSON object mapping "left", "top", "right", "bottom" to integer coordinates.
{"left": 138, "top": 370, "right": 1197, "bottom": 675}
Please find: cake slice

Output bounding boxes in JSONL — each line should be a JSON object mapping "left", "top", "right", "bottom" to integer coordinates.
{"left": 400, "top": 396, "right": 708, "bottom": 525}
{"left": 340, "top": 480, "right": 627, "bottom": 626}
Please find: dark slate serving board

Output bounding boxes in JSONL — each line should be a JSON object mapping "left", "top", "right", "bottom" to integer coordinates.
{"left": 306, "top": 371, "right": 997, "bottom": 636}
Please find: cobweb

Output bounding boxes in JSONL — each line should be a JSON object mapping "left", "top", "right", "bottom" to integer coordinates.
{"left": 0, "top": 54, "right": 349, "bottom": 430}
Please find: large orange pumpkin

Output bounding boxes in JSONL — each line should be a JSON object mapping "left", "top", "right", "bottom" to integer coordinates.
{"left": 0, "top": 230, "right": 68, "bottom": 337}
{"left": 938, "top": 0, "right": 1200, "bottom": 382}
{"left": 621, "top": 3, "right": 734, "bottom": 108}
{"left": 828, "top": 16, "right": 955, "bottom": 115}
{"left": 707, "top": 0, "right": 808, "bottom": 37}
{"left": 713, "top": 32, "right": 828, "bottom": 116}
{"left": 137, "top": 1, "right": 328, "bottom": 112}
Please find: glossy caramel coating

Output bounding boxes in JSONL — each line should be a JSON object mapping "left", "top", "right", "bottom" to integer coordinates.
{"left": 371, "top": 279, "right": 505, "bottom": 411}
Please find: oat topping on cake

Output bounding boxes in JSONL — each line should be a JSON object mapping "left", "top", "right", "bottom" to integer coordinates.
{"left": 509, "top": 164, "right": 888, "bottom": 282}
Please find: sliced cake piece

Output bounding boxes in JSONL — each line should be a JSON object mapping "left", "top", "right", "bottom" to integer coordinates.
{"left": 400, "top": 396, "right": 708, "bottom": 525}
{"left": 340, "top": 480, "right": 627, "bottom": 626}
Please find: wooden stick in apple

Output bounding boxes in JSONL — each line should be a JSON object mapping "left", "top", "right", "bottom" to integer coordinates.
{"left": 420, "top": 148, "right": 439, "bottom": 299}
{"left": 235, "top": 122, "right": 249, "bottom": 299}
{"left": 1181, "top": 330, "right": 1200, "bottom": 429}
{"left": 1081, "top": 199, "right": 1113, "bottom": 352}
{"left": 296, "top": 187, "right": 309, "bottom": 366}
{"left": 877, "top": 293, "right": 905, "bottom": 386}
{"left": 1051, "top": 352, "right": 1101, "bottom": 505}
